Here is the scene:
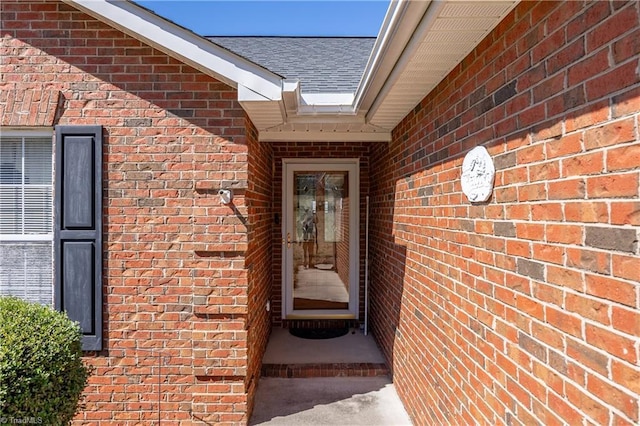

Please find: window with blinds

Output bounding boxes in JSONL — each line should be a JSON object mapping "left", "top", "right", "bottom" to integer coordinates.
{"left": 0, "top": 134, "right": 53, "bottom": 305}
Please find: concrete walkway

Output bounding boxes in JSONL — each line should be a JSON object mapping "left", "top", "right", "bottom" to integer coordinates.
{"left": 250, "top": 328, "right": 413, "bottom": 425}
{"left": 250, "top": 377, "right": 412, "bottom": 426}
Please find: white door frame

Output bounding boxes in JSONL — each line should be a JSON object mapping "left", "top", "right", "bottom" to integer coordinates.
{"left": 282, "top": 158, "right": 360, "bottom": 319}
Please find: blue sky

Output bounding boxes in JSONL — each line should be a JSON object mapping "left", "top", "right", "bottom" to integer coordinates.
{"left": 136, "top": 1, "right": 390, "bottom": 36}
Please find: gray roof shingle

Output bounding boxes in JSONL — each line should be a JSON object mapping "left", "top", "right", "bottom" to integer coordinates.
{"left": 207, "top": 37, "right": 376, "bottom": 94}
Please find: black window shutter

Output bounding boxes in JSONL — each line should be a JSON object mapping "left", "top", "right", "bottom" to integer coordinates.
{"left": 54, "top": 125, "right": 103, "bottom": 351}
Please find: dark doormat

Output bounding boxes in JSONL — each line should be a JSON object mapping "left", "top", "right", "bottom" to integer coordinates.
{"left": 289, "top": 327, "right": 350, "bottom": 340}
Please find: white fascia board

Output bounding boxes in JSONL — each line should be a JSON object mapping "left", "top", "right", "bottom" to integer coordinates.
{"left": 63, "top": 0, "right": 283, "bottom": 101}
{"left": 297, "top": 105, "right": 357, "bottom": 115}
{"left": 283, "top": 87, "right": 358, "bottom": 116}
{"left": 366, "top": 0, "right": 519, "bottom": 127}
{"left": 238, "top": 85, "right": 286, "bottom": 130}
{"left": 274, "top": 0, "right": 430, "bottom": 120}
{"left": 365, "top": 2, "right": 447, "bottom": 123}
{"left": 282, "top": 80, "right": 301, "bottom": 114}
{"left": 259, "top": 130, "right": 391, "bottom": 143}
{"left": 237, "top": 84, "right": 272, "bottom": 102}
{"left": 297, "top": 93, "right": 357, "bottom": 115}
{"left": 283, "top": 80, "right": 301, "bottom": 94}
{"left": 353, "top": 0, "right": 431, "bottom": 113}
{"left": 285, "top": 114, "right": 367, "bottom": 125}
{"left": 301, "top": 93, "right": 355, "bottom": 106}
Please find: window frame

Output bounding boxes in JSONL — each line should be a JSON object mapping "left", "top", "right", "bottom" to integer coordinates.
{"left": 0, "top": 129, "right": 54, "bottom": 242}
{"left": 0, "top": 128, "right": 55, "bottom": 305}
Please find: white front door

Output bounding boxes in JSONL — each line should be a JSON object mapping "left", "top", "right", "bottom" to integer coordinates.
{"left": 282, "top": 159, "right": 359, "bottom": 319}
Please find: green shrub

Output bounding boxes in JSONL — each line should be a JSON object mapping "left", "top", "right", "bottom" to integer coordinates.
{"left": 0, "top": 296, "right": 89, "bottom": 425}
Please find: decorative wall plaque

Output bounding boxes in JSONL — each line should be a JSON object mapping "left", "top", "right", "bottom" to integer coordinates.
{"left": 461, "top": 146, "right": 495, "bottom": 203}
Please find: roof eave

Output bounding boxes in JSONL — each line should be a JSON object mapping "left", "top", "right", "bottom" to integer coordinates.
{"left": 353, "top": 0, "right": 431, "bottom": 113}
{"left": 253, "top": 0, "right": 521, "bottom": 139}
{"left": 364, "top": 0, "right": 521, "bottom": 129}
{"left": 61, "top": 0, "right": 520, "bottom": 143}
{"left": 62, "top": 0, "right": 283, "bottom": 101}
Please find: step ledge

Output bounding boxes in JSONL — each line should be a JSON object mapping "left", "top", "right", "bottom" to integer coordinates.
{"left": 261, "top": 362, "right": 389, "bottom": 378}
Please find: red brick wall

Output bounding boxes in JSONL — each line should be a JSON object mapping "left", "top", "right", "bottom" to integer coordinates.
{"left": 271, "top": 142, "right": 371, "bottom": 326}
{"left": 370, "top": 1, "right": 640, "bottom": 425}
{"left": 244, "top": 120, "right": 273, "bottom": 418}
{"left": 1, "top": 1, "right": 256, "bottom": 424}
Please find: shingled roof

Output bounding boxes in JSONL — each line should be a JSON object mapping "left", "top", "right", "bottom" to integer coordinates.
{"left": 207, "top": 37, "right": 376, "bottom": 94}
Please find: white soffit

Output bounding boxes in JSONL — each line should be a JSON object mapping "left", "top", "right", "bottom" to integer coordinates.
{"left": 62, "top": 0, "right": 283, "bottom": 101}
{"left": 260, "top": 123, "right": 391, "bottom": 143}
{"left": 260, "top": 112, "right": 390, "bottom": 142}
{"left": 367, "top": 0, "right": 519, "bottom": 129}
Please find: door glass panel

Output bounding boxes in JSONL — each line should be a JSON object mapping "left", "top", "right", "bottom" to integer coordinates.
{"left": 292, "top": 171, "right": 349, "bottom": 310}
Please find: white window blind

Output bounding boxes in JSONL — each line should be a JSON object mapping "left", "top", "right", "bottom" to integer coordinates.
{"left": 0, "top": 134, "right": 53, "bottom": 305}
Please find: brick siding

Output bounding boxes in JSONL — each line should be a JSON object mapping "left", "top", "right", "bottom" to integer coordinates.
{"left": 0, "top": 1, "right": 265, "bottom": 424}
{"left": 369, "top": 1, "right": 640, "bottom": 424}
{"left": 0, "top": 89, "right": 62, "bottom": 126}
{"left": 244, "top": 119, "right": 273, "bottom": 419}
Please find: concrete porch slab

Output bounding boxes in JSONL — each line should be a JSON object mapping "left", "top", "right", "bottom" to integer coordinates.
{"left": 262, "top": 327, "right": 386, "bottom": 364}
